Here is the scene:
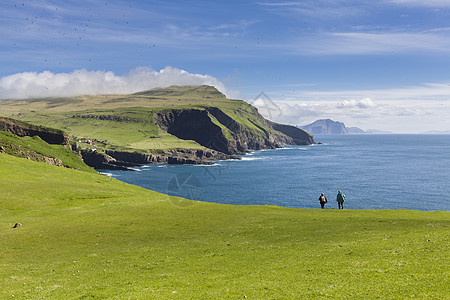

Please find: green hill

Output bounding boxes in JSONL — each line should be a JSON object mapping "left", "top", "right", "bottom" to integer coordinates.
{"left": 0, "top": 86, "right": 314, "bottom": 166}
{"left": 0, "top": 153, "right": 448, "bottom": 298}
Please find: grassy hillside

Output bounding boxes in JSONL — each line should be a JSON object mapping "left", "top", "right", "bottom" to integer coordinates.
{"left": 0, "top": 86, "right": 301, "bottom": 153}
{"left": 0, "top": 131, "right": 94, "bottom": 172}
{"left": 0, "top": 153, "right": 448, "bottom": 299}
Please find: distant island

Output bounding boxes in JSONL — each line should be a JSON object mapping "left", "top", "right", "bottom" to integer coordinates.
{"left": 300, "top": 119, "right": 391, "bottom": 135}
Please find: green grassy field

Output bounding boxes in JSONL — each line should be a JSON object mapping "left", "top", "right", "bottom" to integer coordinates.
{"left": 0, "top": 153, "right": 448, "bottom": 299}
{"left": 0, "top": 86, "right": 291, "bottom": 153}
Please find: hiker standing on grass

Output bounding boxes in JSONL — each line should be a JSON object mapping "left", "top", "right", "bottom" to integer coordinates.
{"left": 336, "top": 190, "right": 345, "bottom": 209}
{"left": 318, "top": 193, "right": 327, "bottom": 209}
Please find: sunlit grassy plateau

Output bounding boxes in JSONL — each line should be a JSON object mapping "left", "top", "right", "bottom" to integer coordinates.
{"left": 0, "top": 86, "right": 448, "bottom": 298}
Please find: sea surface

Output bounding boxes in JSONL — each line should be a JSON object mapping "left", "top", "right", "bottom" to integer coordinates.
{"left": 100, "top": 135, "right": 450, "bottom": 211}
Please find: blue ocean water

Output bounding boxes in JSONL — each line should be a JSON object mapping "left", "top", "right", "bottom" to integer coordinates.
{"left": 101, "top": 135, "right": 450, "bottom": 211}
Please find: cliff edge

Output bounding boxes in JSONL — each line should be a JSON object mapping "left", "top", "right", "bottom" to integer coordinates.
{"left": 0, "top": 116, "right": 69, "bottom": 145}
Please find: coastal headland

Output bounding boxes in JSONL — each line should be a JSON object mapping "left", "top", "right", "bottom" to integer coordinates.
{"left": 0, "top": 85, "right": 314, "bottom": 169}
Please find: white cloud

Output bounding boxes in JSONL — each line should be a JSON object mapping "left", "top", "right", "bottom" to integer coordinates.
{"left": 337, "top": 98, "right": 377, "bottom": 109}
{"left": 258, "top": 1, "right": 363, "bottom": 19}
{"left": 258, "top": 1, "right": 450, "bottom": 56}
{"left": 294, "top": 30, "right": 450, "bottom": 55}
{"left": 0, "top": 67, "right": 239, "bottom": 99}
{"left": 389, "top": 0, "right": 450, "bottom": 7}
{"left": 280, "top": 82, "right": 450, "bottom": 102}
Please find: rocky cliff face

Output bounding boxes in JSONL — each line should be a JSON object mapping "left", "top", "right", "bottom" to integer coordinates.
{"left": 154, "top": 107, "right": 314, "bottom": 155}
{"left": 0, "top": 116, "right": 69, "bottom": 145}
{"left": 154, "top": 109, "right": 234, "bottom": 154}
{"left": 204, "top": 107, "right": 301, "bottom": 153}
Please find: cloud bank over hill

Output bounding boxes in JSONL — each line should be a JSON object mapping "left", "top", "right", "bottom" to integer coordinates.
{"left": 0, "top": 67, "right": 238, "bottom": 100}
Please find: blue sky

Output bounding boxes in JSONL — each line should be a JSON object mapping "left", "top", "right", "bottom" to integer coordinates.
{"left": 2, "top": 0, "right": 450, "bottom": 132}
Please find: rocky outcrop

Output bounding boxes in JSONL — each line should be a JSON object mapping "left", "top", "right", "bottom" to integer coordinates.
{"left": 0, "top": 116, "right": 69, "bottom": 145}
{"left": 103, "top": 148, "right": 238, "bottom": 167}
{"left": 80, "top": 149, "right": 141, "bottom": 171}
{"left": 82, "top": 147, "right": 234, "bottom": 170}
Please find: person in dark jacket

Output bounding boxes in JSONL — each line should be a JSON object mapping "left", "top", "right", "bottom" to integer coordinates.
{"left": 336, "top": 190, "right": 345, "bottom": 209}
{"left": 318, "top": 193, "right": 327, "bottom": 209}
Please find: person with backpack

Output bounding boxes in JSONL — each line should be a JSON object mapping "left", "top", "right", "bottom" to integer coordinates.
{"left": 336, "top": 190, "right": 345, "bottom": 209}
{"left": 318, "top": 193, "right": 327, "bottom": 209}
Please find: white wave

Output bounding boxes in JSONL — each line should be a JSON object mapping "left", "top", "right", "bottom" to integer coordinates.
{"left": 240, "top": 156, "right": 266, "bottom": 161}
{"left": 271, "top": 147, "right": 302, "bottom": 151}
{"left": 99, "top": 172, "right": 115, "bottom": 177}
{"left": 194, "top": 163, "right": 221, "bottom": 167}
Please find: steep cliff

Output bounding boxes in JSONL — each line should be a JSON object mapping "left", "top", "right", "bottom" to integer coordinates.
{"left": 154, "top": 109, "right": 232, "bottom": 153}
{"left": 154, "top": 106, "right": 314, "bottom": 155}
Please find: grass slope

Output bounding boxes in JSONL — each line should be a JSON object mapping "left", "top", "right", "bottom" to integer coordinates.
{"left": 0, "top": 153, "right": 448, "bottom": 299}
{"left": 0, "top": 86, "right": 291, "bottom": 153}
{"left": 0, "top": 131, "right": 94, "bottom": 173}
